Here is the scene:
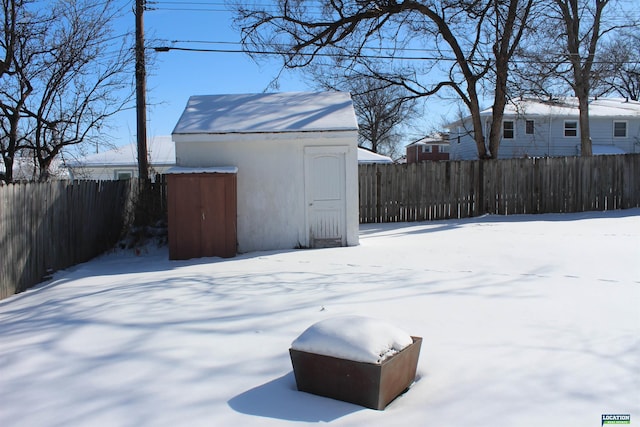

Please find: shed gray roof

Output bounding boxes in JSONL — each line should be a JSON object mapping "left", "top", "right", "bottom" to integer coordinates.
{"left": 172, "top": 91, "right": 359, "bottom": 135}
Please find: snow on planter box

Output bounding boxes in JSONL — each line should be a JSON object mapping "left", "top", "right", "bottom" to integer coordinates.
{"left": 289, "top": 315, "right": 422, "bottom": 410}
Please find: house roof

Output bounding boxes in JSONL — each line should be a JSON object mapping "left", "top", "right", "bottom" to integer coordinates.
{"left": 357, "top": 147, "right": 393, "bottom": 164}
{"left": 447, "top": 97, "right": 640, "bottom": 127}
{"left": 67, "top": 136, "right": 175, "bottom": 168}
{"left": 500, "top": 97, "right": 640, "bottom": 117}
{"left": 406, "top": 133, "right": 450, "bottom": 147}
{"left": 166, "top": 166, "right": 238, "bottom": 174}
{"left": 172, "top": 91, "right": 359, "bottom": 135}
{"left": 68, "top": 136, "right": 382, "bottom": 167}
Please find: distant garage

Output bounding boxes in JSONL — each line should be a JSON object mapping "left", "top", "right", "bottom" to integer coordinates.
{"left": 171, "top": 91, "right": 360, "bottom": 254}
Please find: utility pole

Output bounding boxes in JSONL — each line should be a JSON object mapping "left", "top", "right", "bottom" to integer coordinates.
{"left": 135, "top": 0, "right": 149, "bottom": 180}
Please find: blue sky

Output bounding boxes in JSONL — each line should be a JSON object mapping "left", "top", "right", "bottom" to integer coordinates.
{"left": 107, "top": 0, "right": 639, "bottom": 151}
{"left": 110, "top": 1, "right": 315, "bottom": 148}
{"left": 108, "top": 0, "right": 463, "bottom": 150}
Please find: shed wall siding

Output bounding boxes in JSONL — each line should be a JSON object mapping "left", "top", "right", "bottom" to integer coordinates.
{"left": 173, "top": 131, "right": 359, "bottom": 253}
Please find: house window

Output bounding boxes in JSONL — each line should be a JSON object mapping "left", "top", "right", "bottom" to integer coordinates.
{"left": 525, "top": 120, "right": 535, "bottom": 135}
{"left": 613, "top": 121, "right": 627, "bottom": 138}
{"left": 115, "top": 170, "right": 134, "bottom": 180}
{"left": 440, "top": 145, "right": 450, "bottom": 153}
{"left": 503, "top": 121, "right": 515, "bottom": 139}
{"left": 564, "top": 120, "right": 578, "bottom": 137}
{"left": 421, "top": 145, "right": 432, "bottom": 153}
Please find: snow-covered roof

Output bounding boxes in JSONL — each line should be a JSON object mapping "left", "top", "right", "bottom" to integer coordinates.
{"left": 447, "top": 97, "right": 640, "bottom": 127}
{"left": 406, "top": 133, "right": 450, "bottom": 147}
{"left": 166, "top": 166, "right": 238, "bottom": 174}
{"left": 357, "top": 147, "right": 393, "bottom": 164}
{"left": 172, "top": 92, "right": 359, "bottom": 135}
{"left": 67, "top": 136, "right": 175, "bottom": 167}
{"left": 498, "top": 97, "right": 640, "bottom": 118}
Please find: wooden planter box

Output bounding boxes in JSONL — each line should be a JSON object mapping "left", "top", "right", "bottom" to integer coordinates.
{"left": 289, "top": 336, "right": 422, "bottom": 410}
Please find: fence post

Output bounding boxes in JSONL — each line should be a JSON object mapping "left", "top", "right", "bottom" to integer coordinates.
{"left": 376, "top": 166, "right": 382, "bottom": 222}
{"left": 476, "top": 160, "right": 485, "bottom": 216}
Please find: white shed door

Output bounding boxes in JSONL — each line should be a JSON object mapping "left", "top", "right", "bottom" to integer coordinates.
{"left": 304, "top": 146, "right": 347, "bottom": 248}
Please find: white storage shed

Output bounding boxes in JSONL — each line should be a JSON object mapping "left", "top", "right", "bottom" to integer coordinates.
{"left": 172, "top": 92, "right": 360, "bottom": 253}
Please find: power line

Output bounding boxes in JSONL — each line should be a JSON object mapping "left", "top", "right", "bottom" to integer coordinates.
{"left": 143, "top": 1, "right": 639, "bottom": 65}
{"left": 150, "top": 43, "right": 640, "bottom": 65}
{"left": 148, "top": 7, "right": 229, "bottom": 12}
{"left": 145, "top": 1, "right": 639, "bottom": 23}
{"left": 151, "top": 45, "right": 448, "bottom": 61}
{"left": 152, "top": 1, "right": 228, "bottom": 4}
{"left": 164, "top": 39, "right": 464, "bottom": 55}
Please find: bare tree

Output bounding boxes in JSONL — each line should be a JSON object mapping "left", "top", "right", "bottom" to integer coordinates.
{"left": 311, "top": 69, "right": 417, "bottom": 158}
{"left": 233, "top": 0, "right": 535, "bottom": 160}
{"left": 514, "top": 0, "right": 632, "bottom": 156}
{"left": 594, "top": 29, "right": 640, "bottom": 100}
{"left": 352, "top": 80, "right": 417, "bottom": 159}
{"left": 0, "top": 0, "right": 17, "bottom": 79}
{"left": 0, "top": 0, "right": 37, "bottom": 182}
{"left": 484, "top": 0, "right": 535, "bottom": 158}
{"left": 554, "top": 0, "right": 612, "bottom": 156}
{"left": 0, "top": 0, "right": 133, "bottom": 183}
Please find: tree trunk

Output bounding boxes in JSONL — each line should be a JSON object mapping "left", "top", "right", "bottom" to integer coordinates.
{"left": 468, "top": 89, "right": 489, "bottom": 159}
{"left": 489, "top": 67, "right": 509, "bottom": 159}
{"left": 577, "top": 92, "right": 592, "bottom": 156}
{"left": 1, "top": 157, "right": 14, "bottom": 183}
{"left": 554, "top": 0, "right": 608, "bottom": 157}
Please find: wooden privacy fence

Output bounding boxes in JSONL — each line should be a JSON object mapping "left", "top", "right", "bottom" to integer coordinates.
{"left": 359, "top": 154, "right": 640, "bottom": 223}
{"left": 0, "top": 180, "right": 135, "bottom": 300}
{"left": 2, "top": 154, "right": 638, "bottom": 299}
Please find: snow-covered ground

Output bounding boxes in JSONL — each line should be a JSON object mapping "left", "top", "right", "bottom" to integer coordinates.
{"left": 1, "top": 210, "right": 639, "bottom": 427}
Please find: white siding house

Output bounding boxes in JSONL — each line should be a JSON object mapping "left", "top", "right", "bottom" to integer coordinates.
{"left": 172, "top": 91, "right": 360, "bottom": 253}
{"left": 447, "top": 97, "right": 640, "bottom": 160}
{"left": 66, "top": 136, "right": 175, "bottom": 180}
{"left": 67, "top": 135, "right": 378, "bottom": 181}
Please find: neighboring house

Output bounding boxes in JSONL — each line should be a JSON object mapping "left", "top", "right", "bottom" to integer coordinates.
{"left": 171, "top": 91, "right": 360, "bottom": 253}
{"left": 405, "top": 133, "right": 450, "bottom": 163}
{"left": 447, "top": 97, "right": 640, "bottom": 160}
{"left": 66, "top": 136, "right": 175, "bottom": 180}
{"left": 67, "top": 135, "right": 384, "bottom": 181}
